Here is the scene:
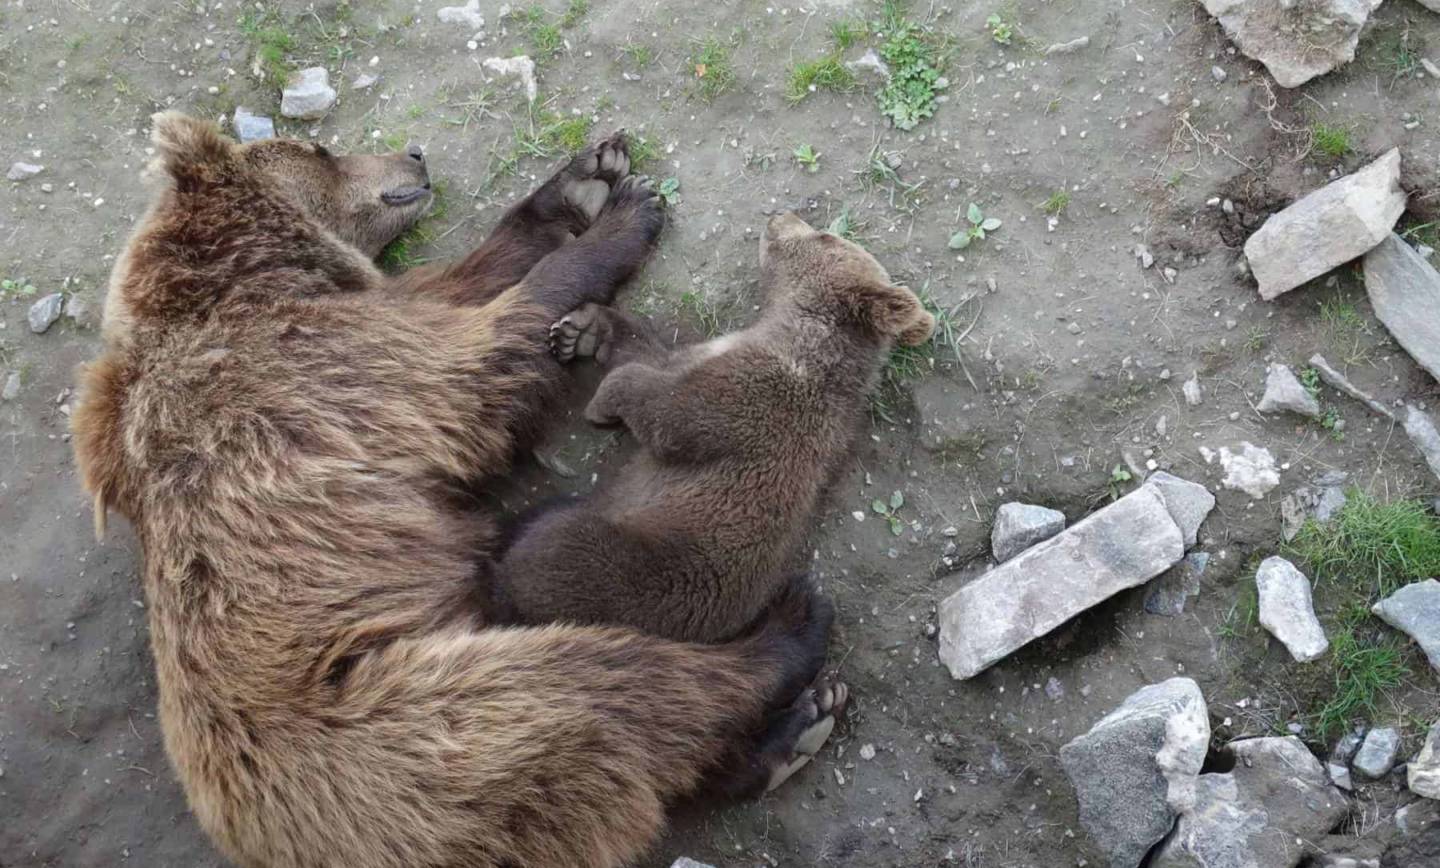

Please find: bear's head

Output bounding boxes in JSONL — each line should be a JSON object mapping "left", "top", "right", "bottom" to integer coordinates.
{"left": 149, "top": 111, "right": 433, "bottom": 257}
{"left": 759, "top": 211, "right": 935, "bottom": 347}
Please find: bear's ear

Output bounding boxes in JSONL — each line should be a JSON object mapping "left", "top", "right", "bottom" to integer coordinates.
{"left": 866, "top": 282, "right": 936, "bottom": 347}
{"left": 149, "top": 111, "right": 234, "bottom": 187}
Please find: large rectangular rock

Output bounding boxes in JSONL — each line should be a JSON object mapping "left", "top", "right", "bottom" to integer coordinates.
{"left": 939, "top": 478, "right": 1206, "bottom": 679}
{"left": 1364, "top": 233, "right": 1440, "bottom": 385}
{"left": 1245, "top": 149, "right": 1405, "bottom": 300}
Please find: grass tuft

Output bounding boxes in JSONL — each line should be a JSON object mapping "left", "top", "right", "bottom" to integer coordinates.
{"left": 1311, "top": 123, "right": 1352, "bottom": 159}
{"left": 786, "top": 55, "right": 856, "bottom": 102}
{"left": 1311, "top": 604, "right": 1411, "bottom": 739}
{"left": 1290, "top": 492, "right": 1440, "bottom": 598}
{"left": 690, "top": 36, "right": 736, "bottom": 101}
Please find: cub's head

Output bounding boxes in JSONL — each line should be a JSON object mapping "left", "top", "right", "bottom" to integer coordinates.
{"left": 150, "top": 111, "right": 433, "bottom": 256}
{"left": 759, "top": 211, "right": 935, "bottom": 347}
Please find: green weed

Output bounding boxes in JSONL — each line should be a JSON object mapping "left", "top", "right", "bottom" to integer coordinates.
{"left": 1041, "top": 189, "right": 1070, "bottom": 216}
{"left": 830, "top": 18, "right": 868, "bottom": 50}
{"left": 792, "top": 143, "right": 821, "bottom": 172}
{"left": 876, "top": 5, "right": 943, "bottom": 131}
{"left": 657, "top": 177, "right": 680, "bottom": 207}
{"left": 627, "top": 135, "right": 661, "bottom": 170}
{"left": 621, "top": 42, "right": 653, "bottom": 68}
{"left": 677, "top": 289, "right": 737, "bottom": 337}
{"left": 948, "top": 203, "right": 1001, "bottom": 249}
{"left": 690, "top": 36, "right": 737, "bottom": 101}
{"left": 239, "top": 7, "right": 296, "bottom": 82}
{"left": 985, "top": 13, "right": 1014, "bottom": 45}
{"left": 871, "top": 490, "right": 908, "bottom": 536}
{"left": 1310, "top": 603, "right": 1411, "bottom": 740}
{"left": 1311, "top": 123, "right": 1352, "bottom": 159}
{"left": 786, "top": 55, "right": 856, "bottom": 102}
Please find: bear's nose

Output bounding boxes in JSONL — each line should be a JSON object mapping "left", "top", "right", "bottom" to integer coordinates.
{"left": 406, "top": 144, "right": 425, "bottom": 163}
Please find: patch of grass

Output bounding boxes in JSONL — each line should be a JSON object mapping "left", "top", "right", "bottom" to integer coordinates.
{"left": 1310, "top": 603, "right": 1411, "bottom": 740}
{"left": 378, "top": 180, "right": 450, "bottom": 272}
{"left": 677, "top": 289, "right": 738, "bottom": 338}
{"left": 1041, "top": 189, "right": 1070, "bottom": 216}
{"left": 826, "top": 207, "right": 866, "bottom": 241}
{"left": 1218, "top": 581, "right": 1259, "bottom": 640}
{"left": 881, "top": 286, "right": 970, "bottom": 386}
{"left": 1244, "top": 326, "right": 1269, "bottom": 353}
{"left": 830, "top": 18, "right": 868, "bottom": 50}
{"left": 1290, "top": 492, "right": 1440, "bottom": 598}
{"left": 792, "top": 143, "right": 821, "bottom": 173}
{"left": 689, "top": 36, "right": 736, "bottom": 101}
{"left": 515, "top": 113, "right": 594, "bottom": 158}
{"left": 875, "top": 4, "right": 943, "bottom": 131}
{"left": 627, "top": 135, "right": 661, "bottom": 170}
{"left": 657, "top": 177, "right": 680, "bottom": 207}
{"left": 786, "top": 55, "right": 856, "bottom": 103}
{"left": 1311, "top": 123, "right": 1352, "bottom": 159}
{"left": 239, "top": 7, "right": 296, "bottom": 82}
{"left": 621, "top": 42, "right": 653, "bottom": 68}
{"left": 561, "top": 0, "right": 589, "bottom": 27}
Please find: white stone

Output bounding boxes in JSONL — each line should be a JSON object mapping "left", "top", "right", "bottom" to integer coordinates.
{"left": 1352, "top": 727, "right": 1400, "bottom": 779}
{"left": 437, "top": 0, "right": 484, "bottom": 29}
{"left": 1183, "top": 373, "right": 1203, "bottom": 406}
{"left": 7, "top": 161, "right": 43, "bottom": 181}
{"left": 1059, "top": 678, "right": 1210, "bottom": 868}
{"left": 27, "top": 292, "right": 64, "bottom": 334}
{"left": 1216, "top": 442, "right": 1280, "bottom": 499}
{"left": 232, "top": 106, "right": 275, "bottom": 143}
{"left": 1257, "top": 363, "right": 1321, "bottom": 417}
{"left": 1245, "top": 149, "right": 1406, "bottom": 300}
{"left": 1403, "top": 406, "right": 1440, "bottom": 484}
{"left": 940, "top": 478, "right": 1210, "bottom": 679}
{"left": 1045, "top": 36, "right": 1090, "bottom": 55}
{"left": 1363, "top": 233, "right": 1440, "bottom": 385}
{"left": 1371, "top": 579, "right": 1440, "bottom": 673}
{"left": 1256, "top": 556, "right": 1328, "bottom": 662}
{"left": 1202, "top": 0, "right": 1379, "bottom": 88}
{"left": 991, "top": 502, "right": 1067, "bottom": 562}
{"left": 351, "top": 73, "right": 378, "bottom": 90}
{"left": 1, "top": 372, "right": 19, "bottom": 402}
{"left": 483, "top": 55, "right": 538, "bottom": 104}
{"left": 280, "top": 67, "right": 337, "bottom": 119}
{"left": 845, "top": 48, "right": 890, "bottom": 82}
{"left": 1408, "top": 720, "right": 1440, "bottom": 799}
{"left": 670, "top": 860, "right": 716, "bottom": 868}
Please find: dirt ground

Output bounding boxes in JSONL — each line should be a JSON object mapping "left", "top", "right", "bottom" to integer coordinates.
{"left": 4, "top": 0, "right": 1440, "bottom": 865}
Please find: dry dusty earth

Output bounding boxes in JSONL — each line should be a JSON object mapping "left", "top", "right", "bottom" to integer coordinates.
{"left": 3, "top": 0, "right": 1440, "bottom": 866}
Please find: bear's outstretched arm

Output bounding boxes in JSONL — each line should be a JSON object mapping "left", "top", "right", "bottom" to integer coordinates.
{"left": 387, "top": 133, "right": 634, "bottom": 306}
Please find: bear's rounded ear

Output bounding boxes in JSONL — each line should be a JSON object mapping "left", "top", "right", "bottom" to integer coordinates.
{"left": 870, "top": 283, "right": 936, "bottom": 347}
{"left": 149, "top": 111, "right": 234, "bottom": 187}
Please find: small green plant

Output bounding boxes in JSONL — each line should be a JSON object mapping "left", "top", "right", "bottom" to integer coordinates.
{"left": 677, "top": 289, "right": 736, "bottom": 338}
{"left": 871, "top": 490, "right": 908, "bottom": 536}
{"left": 792, "top": 143, "right": 821, "bottom": 173}
{"left": 827, "top": 207, "right": 864, "bottom": 240}
{"left": 690, "top": 36, "right": 736, "bottom": 101}
{"left": 948, "top": 203, "right": 1002, "bottom": 250}
{"left": 1041, "top": 189, "right": 1070, "bottom": 216}
{"left": 657, "top": 177, "right": 680, "bottom": 207}
{"left": 1320, "top": 407, "right": 1345, "bottom": 440}
{"left": 561, "top": 0, "right": 589, "bottom": 27}
{"left": 985, "top": 13, "right": 1013, "bottom": 45}
{"left": 0, "top": 278, "right": 38, "bottom": 296}
{"left": 1311, "top": 123, "right": 1352, "bottom": 159}
{"left": 786, "top": 55, "right": 856, "bottom": 102}
{"left": 621, "top": 42, "right": 653, "bottom": 68}
{"left": 1244, "top": 326, "right": 1269, "bottom": 353}
{"left": 1108, "top": 465, "right": 1134, "bottom": 500}
{"left": 1299, "top": 366, "right": 1322, "bottom": 398}
{"left": 876, "top": 12, "right": 942, "bottom": 131}
{"left": 830, "top": 18, "right": 868, "bottom": 50}
{"left": 627, "top": 135, "right": 660, "bottom": 170}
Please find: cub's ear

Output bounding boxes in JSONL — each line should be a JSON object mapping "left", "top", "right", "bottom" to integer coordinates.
{"left": 149, "top": 111, "right": 234, "bottom": 187}
{"left": 868, "top": 282, "right": 936, "bottom": 347}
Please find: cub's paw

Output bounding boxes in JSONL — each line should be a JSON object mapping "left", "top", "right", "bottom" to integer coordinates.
{"left": 558, "top": 133, "right": 632, "bottom": 226}
{"left": 548, "top": 303, "right": 613, "bottom": 363}
{"left": 764, "top": 673, "right": 850, "bottom": 793}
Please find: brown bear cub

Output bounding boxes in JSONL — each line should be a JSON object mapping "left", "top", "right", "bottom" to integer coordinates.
{"left": 72, "top": 114, "right": 844, "bottom": 868}
{"left": 494, "top": 212, "right": 935, "bottom": 643}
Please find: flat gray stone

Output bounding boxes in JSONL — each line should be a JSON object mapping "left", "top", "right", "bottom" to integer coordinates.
{"left": 1184, "top": 373, "right": 1203, "bottom": 406}
{"left": 1145, "top": 552, "right": 1209, "bottom": 617}
{"left": 1257, "top": 362, "right": 1321, "bottom": 417}
{"left": 939, "top": 485, "right": 1186, "bottom": 679}
{"left": 1245, "top": 149, "right": 1405, "bottom": 300}
{"left": 991, "top": 502, "right": 1066, "bottom": 562}
{"left": 1153, "top": 736, "right": 1348, "bottom": 868}
{"left": 1353, "top": 726, "right": 1400, "bottom": 779}
{"left": 1403, "top": 406, "right": 1440, "bottom": 483}
{"left": 232, "top": 106, "right": 276, "bottom": 143}
{"left": 483, "top": 55, "right": 538, "bottom": 104}
{"left": 1145, "top": 471, "right": 1216, "bottom": 547}
{"left": 27, "top": 292, "right": 63, "bottom": 334}
{"left": 1059, "top": 678, "right": 1210, "bottom": 868}
{"left": 1256, "top": 556, "right": 1328, "bottom": 662}
{"left": 1364, "top": 233, "right": 1440, "bottom": 385}
{"left": 280, "top": 67, "right": 337, "bottom": 119}
{"left": 436, "top": 0, "right": 484, "bottom": 29}
{"left": 1409, "top": 721, "right": 1440, "bottom": 799}
{"left": 1372, "top": 579, "right": 1440, "bottom": 674}
{"left": 669, "top": 860, "right": 716, "bottom": 868}
{"left": 7, "top": 161, "right": 43, "bottom": 181}
{"left": 1, "top": 372, "right": 19, "bottom": 402}
{"left": 1202, "top": 0, "right": 1378, "bottom": 88}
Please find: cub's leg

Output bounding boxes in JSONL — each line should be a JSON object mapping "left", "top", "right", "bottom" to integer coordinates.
{"left": 387, "top": 133, "right": 633, "bottom": 305}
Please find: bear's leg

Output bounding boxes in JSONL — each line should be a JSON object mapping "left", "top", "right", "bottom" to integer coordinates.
{"left": 703, "top": 673, "right": 850, "bottom": 799}
{"left": 548, "top": 303, "right": 670, "bottom": 367}
{"left": 387, "top": 133, "right": 633, "bottom": 305}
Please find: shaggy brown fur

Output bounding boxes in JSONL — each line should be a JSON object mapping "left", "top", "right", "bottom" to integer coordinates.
{"left": 71, "top": 114, "right": 842, "bottom": 868}
{"left": 493, "top": 212, "right": 935, "bottom": 642}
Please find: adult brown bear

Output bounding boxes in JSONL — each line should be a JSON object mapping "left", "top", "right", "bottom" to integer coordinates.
{"left": 71, "top": 113, "right": 842, "bottom": 868}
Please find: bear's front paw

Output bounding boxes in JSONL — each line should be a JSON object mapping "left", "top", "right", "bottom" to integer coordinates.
{"left": 765, "top": 673, "right": 849, "bottom": 793}
{"left": 559, "top": 133, "right": 632, "bottom": 227}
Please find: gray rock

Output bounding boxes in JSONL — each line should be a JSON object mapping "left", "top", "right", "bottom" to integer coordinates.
{"left": 1328, "top": 760, "right": 1353, "bottom": 790}
{"left": 1212, "top": 65, "right": 1228, "bottom": 82}
{"left": 280, "top": 67, "right": 337, "bottom": 119}
{"left": 940, "top": 478, "right": 1209, "bottom": 679}
{"left": 7, "top": 161, "right": 43, "bottom": 181}
{"left": 1313, "top": 841, "right": 1381, "bottom": 868}
{"left": 64, "top": 293, "right": 95, "bottom": 329}
{"left": 1402, "top": 405, "right": 1440, "bottom": 483}
{"left": 1372, "top": 579, "right": 1440, "bottom": 674}
{"left": 351, "top": 73, "right": 378, "bottom": 90}
{"left": 1145, "top": 471, "right": 1216, "bottom": 547}
{"left": 483, "top": 55, "right": 538, "bottom": 104}
{"left": 436, "top": 0, "right": 484, "bottom": 29}
{"left": 1257, "top": 363, "right": 1321, "bottom": 417}
{"left": 1059, "top": 678, "right": 1210, "bottom": 868}
{"left": 844, "top": 48, "right": 891, "bottom": 82}
{"left": 27, "top": 292, "right": 64, "bottom": 334}
{"left": 1145, "top": 552, "right": 1209, "bottom": 617}
{"left": 1183, "top": 372, "right": 1203, "bottom": 406}
{"left": 1396, "top": 798, "right": 1440, "bottom": 837}
{"left": 1245, "top": 149, "right": 1405, "bottom": 300}
{"left": 1, "top": 372, "right": 19, "bottom": 402}
{"left": 1389, "top": 798, "right": 1440, "bottom": 866}
{"left": 1212, "top": 441, "right": 1280, "bottom": 499}
{"left": 1353, "top": 726, "right": 1401, "bottom": 779}
{"left": 1153, "top": 736, "right": 1348, "bottom": 868}
{"left": 1201, "top": 0, "right": 1378, "bottom": 88}
{"left": 1309, "top": 353, "right": 1395, "bottom": 419}
{"left": 1411, "top": 721, "right": 1440, "bottom": 799}
{"left": 991, "top": 502, "right": 1066, "bottom": 562}
{"left": 232, "top": 106, "right": 276, "bottom": 143}
{"left": 1256, "top": 556, "right": 1328, "bottom": 662}
{"left": 669, "top": 860, "right": 715, "bottom": 868}
{"left": 1044, "top": 35, "right": 1090, "bottom": 55}
{"left": 1364, "top": 234, "right": 1440, "bottom": 385}
{"left": 1334, "top": 729, "right": 1365, "bottom": 764}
